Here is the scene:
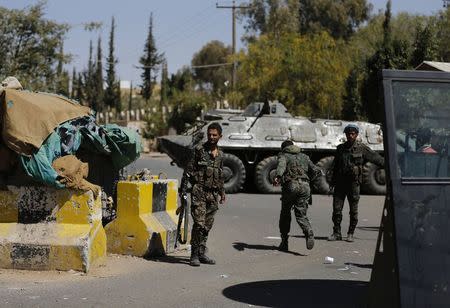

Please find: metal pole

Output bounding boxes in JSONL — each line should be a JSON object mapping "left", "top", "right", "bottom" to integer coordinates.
{"left": 232, "top": 1, "right": 236, "bottom": 89}
{"left": 216, "top": 1, "right": 250, "bottom": 89}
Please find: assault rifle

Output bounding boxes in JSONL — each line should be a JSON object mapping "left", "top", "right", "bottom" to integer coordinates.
{"left": 174, "top": 176, "right": 190, "bottom": 249}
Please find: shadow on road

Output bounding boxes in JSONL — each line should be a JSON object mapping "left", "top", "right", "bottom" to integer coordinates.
{"left": 345, "top": 262, "right": 373, "bottom": 269}
{"left": 232, "top": 242, "right": 305, "bottom": 256}
{"left": 292, "top": 235, "right": 329, "bottom": 241}
{"left": 146, "top": 255, "right": 191, "bottom": 265}
{"left": 357, "top": 226, "right": 380, "bottom": 232}
{"left": 222, "top": 279, "right": 368, "bottom": 308}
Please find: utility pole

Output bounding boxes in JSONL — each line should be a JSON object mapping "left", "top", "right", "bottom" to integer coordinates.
{"left": 216, "top": 1, "right": 250, "bottom": 89}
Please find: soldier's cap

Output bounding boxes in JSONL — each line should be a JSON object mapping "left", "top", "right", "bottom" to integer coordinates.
{"left": 281, "top": 140, "right": 294, "bottom": 149}
{"left": 344, "top": 123, "right": 359, "bottom": 134}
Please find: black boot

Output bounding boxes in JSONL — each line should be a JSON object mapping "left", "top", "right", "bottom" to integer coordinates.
{"left": 278, "top": 235, "right": 289, "bottom": 252}
{"left": 327, "top": 225, "right": 342, "bottom": 241}
{"left": 346, "top": 233, "right": 354, "bottom": 242}
{"left": 305, "top": 230, "right": 315, "bottom": 250}
{"left": 190, "top": 246, "right": 200, "bottom": 267}
{"left": 199, "top": 246, "right": 216, "bottom": 265}
{"left": 327, "top": 233, "right": 342, "bottom": 241}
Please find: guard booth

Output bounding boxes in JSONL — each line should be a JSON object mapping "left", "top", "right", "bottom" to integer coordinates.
{"left": 369, "top": 70, "right": 450, "bottom": 307}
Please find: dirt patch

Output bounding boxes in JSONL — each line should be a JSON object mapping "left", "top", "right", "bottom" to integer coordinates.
{"left": 0, "top": 254, "right": 152, "bottom": 286}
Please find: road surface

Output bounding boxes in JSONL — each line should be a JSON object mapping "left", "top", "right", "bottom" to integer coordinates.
{"left": 0, "top": 155, "right": 385, "bottom": 307}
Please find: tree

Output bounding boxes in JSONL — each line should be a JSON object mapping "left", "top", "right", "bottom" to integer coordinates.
{"left": 84, "top": 40, "right": 96, "bottom": 108}
{"left": 160, "top": 59, "right": 169, "bottom": 106}
{"left": 341, "top": 69, "right": 361, "bottom": 120}
{"left": 298, "top": 0, "right": 371, "bottom": 40}
{"left": 191, "top": 40, "right": 232, "bottom": 96}
{"left": 55, "top": 44, "right": 70, "bottom": 96}
{"left": 361, "top": 0, "right": 410, "bottom": 123}
{"left": 410, "top": 23, "right": 438, "bottom": 67}
{"left": 240, "top": 0, "right": 370, "bottom": 41}
{"left": 139, "top": 13, "right": 163, "bottom": 102}
{"left": 71, "top": 67, "right": 77, "bottom": 98}
{"left": 239, "top": 0, "right": 300, "bottom": 42}
{"left": 75, "top": 72, "right": 85, "bottom": 103}
{"left": 167, "top": 91, "right": 209, "bottom": 134}
{"left": 94, "top": 36, "right": 104, "bottom": 111}
{"left": 168, "top": 67, "right": 194, "bottom": 96}
{"left": 436, "top": 8, "right": 450, "bottom": 61}
{"left": 0, "top": 3, "right": 69, "bottom": 90}
{"left": 237, "top": 31, "right": 350, "bottom": 117}
{"left": 104, "top": 17, "right": 120, "bottom": 110}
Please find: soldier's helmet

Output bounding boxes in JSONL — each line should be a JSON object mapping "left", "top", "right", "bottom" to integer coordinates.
{"left": 344, "top": 123, "right": 359, "bottom": 134}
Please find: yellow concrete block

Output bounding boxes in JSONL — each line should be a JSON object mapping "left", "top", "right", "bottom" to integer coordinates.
{"left": 117, "top": 181, "right": 153, "bottom": 217}
{"left": 0, "top": 188, "right": 106, "bottom": 272}
{"left": 0, "top": 191, "right": 18, "bottom": 223}
{"left": 56, "top": 190, "right": 101, "bottom": 224}
{"left": 105, "top": 179, "right": 183, "bottom": 256}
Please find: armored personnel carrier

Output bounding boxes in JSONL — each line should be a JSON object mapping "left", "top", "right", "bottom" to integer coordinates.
{"left": 157, "top": 101, "right": 385, "bottom": 194}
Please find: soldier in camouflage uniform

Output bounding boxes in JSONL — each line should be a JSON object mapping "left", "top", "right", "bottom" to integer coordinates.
{"left": 328, "top": 124, "right": 384, "bottom": 242}
{"left": 274, "top": 140, "right": 322, "bottom": 252}
{"left": 182, "top": 122, "right": 226, "bottom": 267}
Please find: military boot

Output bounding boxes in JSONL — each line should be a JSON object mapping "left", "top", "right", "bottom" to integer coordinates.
{"left": 199, "top": 246, "right": 216, "bottom": 265}
{"left": 305, "top": 230, "right": 315, "bottom": 250}
{"left": 190, "top": 246, "right": 200, "bottom": 267}
{"left": 327, "top": 226, "right": 342, "bottom": 241}
{"left": 346, "top": 233, "right": 354, "bottom": 242}
{"left": 327, "top": 233, "right": 342, "bottom": 241}
{"left": 278, "top": 235, "right": 289, "bottom": 252}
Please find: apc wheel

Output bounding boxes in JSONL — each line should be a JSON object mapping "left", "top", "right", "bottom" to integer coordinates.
{"left": 362, "top": 162, "right": 386, "bottom": 195}
{"left": 223, "top": 153, "right": 246, "bottom": 194}
{"left": 314, "top": 156, "right": 334, "bottom": 194}
{"left": 255, "top": 156, "right": 280, "bottom": 193}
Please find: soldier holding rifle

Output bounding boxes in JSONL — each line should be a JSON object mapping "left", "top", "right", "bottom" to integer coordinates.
{"left": 179, "top": 122, "right": 226, "bottom": 267}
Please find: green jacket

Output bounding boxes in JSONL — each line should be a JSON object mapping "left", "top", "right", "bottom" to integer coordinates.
{"left": 331, "top": 141, "right": 384, "bottom": 184}
{"left": 185, "top": 142, "right": 225, "bottom": 194}
{"left": 276, "top": 145, "right": 321, "bottom": 183}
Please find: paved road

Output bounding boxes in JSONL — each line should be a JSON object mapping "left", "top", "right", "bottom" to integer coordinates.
{"left": 0, "top": 155, "right": 385, "bottom": 308}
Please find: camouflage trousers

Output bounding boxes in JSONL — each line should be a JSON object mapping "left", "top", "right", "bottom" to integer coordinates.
{"left": 190, "top": 184, "right": 219, "bottom": 250}
{"left": 332, "top": 178, "right": 360, "bottom": 235}
{"left": 279, "top": 181, "right": 312, "bottom": 237}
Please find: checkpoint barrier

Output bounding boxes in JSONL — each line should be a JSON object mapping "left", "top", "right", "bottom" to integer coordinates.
{"left": 0, "top": 187, "right": 106, "bottom": 272}
{"left": 105, "top": 179, "right": 185, "bottom": 256}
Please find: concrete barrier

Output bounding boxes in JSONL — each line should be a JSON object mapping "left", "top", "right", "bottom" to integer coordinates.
{"left": 105, "top": 179, "right": 185, "bottom": 256}
{"left": 0, "top": 187, "right": 106, "bottom": 272}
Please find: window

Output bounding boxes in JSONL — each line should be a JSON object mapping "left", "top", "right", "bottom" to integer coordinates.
{"left": 393, "top": 81, "right": 450, "bottom": 178}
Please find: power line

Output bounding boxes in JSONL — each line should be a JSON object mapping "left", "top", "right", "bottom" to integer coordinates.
{"left": 191, "top": 62, "right": 233, "bottom": 69}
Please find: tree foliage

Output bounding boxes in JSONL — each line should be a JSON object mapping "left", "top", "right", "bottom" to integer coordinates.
{"left": 191, "top": 40, "right": 232, "bottom": 96}
{"left": 240, "top": 0, "right": 300, "bottom": 42}
{"left": 0, "top": 2, "right": 69, "bottom": 90}
{"left": 104, "top": 17, "right": 120, "bottom": 110}
{"left": 140, "top": 13, "right": 163, "bottom": 102}
{"left": 361, "top": 0, "right": 411, "bottom": 123}
{"left": 237, "top": 32, "right": 350, "bottom": 118}
{"left": 167, "top": 91, "right": 209, "bottom": 134}
{"left": 298, "top": 0, "right": 371, "bottom": 40}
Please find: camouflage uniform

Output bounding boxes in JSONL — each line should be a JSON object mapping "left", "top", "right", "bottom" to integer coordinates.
{"left": 331, "top": 141, "right": 384, "bottom": 237}
{"left": 185, "top": 142, "right": 224, "bottom": 258}
{"left": 276, "top": 144, "right": 321, "bottom": 249}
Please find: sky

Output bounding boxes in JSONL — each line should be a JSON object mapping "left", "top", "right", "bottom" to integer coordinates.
{"left": 0, "top": 0, "right": 446, "bottom": 87}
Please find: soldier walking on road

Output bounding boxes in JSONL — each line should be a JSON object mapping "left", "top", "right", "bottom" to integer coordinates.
{"left": 273, "top": 140, "right": 322, "bottom": 252}
{"left": 328, "top": 124, "right": 384, "bottom": 242}
{"left": 181, "top": 122, "right": 226, "bottom": 267}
